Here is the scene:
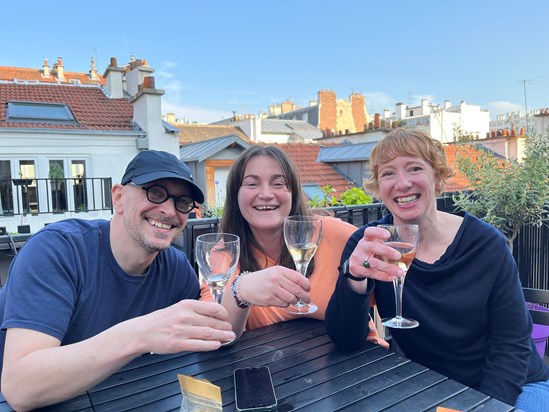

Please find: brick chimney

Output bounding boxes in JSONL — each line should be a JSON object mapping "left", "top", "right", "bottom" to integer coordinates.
{"left": 126, "top": 58, "right": 154, "bottom": 97}
{"left": 351, "top": 93, "right": 367, "bottom": 133}
{"left": 374, "top": 113, "right": 381, "bottom": 128}
{"left": 281, "top": 100, "right": 294, "bottom": 113}
{"left": 42, "top": 58, "right": 50, "bottom": 77}
{"left": 51, "top": 57, "right": 65, "bottom": 80}
{"left": 131, "top": 73, "right": 174, "bottom": 152}
{"left": 103, "top": 57, "right": 124, "bottom": 98}
{"left": 318, "top": 89, "right": 337, "bottom": 134}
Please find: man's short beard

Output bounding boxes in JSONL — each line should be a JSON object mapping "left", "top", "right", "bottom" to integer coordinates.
{"left": 137, "top": 237, "right": 166, "bottom": 254}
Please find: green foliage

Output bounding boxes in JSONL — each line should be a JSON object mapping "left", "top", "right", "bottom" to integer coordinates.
{"left": 339, "top": 187, "right": 372, "bottom": 206}
{"left": 452, "top": 130, "right": 549, "bottom": 249}
{"left": 308, "top": 185, "right": 373, "bottom": 208}
{"left": 308, "top": 185, "right": 338, "bottom": 208}
{"left": 48, "top": 163, "right": 65, "bottom": 180}
{"left": 203, "top": 206, "right": 224, "bottom": 218}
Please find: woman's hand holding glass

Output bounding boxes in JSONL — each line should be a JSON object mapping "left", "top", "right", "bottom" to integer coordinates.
{"left": 347, "top": 226, "right": 405, "bottom": 283}
{"left": 234, "top": 266, "right": 311, "bottom": 308}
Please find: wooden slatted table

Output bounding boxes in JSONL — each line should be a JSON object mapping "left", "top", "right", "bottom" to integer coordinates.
{"left": 0, "top": 318, "right": 514, "bottom": 411}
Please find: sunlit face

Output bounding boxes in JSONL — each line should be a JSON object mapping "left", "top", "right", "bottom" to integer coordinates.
{"left": 237, "top": 155, "right": 292, "bottom": 234}
{"left": 121, "top": 178, "right": 191, "bottom": 253}
{"left": 377, "top": 155, "right": 439, "bottom": 224}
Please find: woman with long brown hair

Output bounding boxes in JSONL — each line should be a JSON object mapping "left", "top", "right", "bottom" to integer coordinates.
{"left": 204, "top": 145, "right": 386, "bottom": 346}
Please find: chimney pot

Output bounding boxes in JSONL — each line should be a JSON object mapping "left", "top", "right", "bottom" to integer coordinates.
{"left": 110, "top": 57, "right": 118, "bottom": 67}
{"left": 144, "top": 76, "right": 155, "bottom": 89}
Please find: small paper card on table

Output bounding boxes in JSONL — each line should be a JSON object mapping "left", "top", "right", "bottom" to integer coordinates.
{"left": 178, "top": 374, "right": 222, "bottom": 412}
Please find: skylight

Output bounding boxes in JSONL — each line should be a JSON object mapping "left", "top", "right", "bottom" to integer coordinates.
{"left": 302, "top": 184, "right": 325, "bottom": 201}
{"left": 6, "top": 101, "right": 76, "bottom": 124}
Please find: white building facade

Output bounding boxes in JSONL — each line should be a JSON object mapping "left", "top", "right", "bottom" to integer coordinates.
{"left": 383, "top": 99, "right": 490, "bottom": 143}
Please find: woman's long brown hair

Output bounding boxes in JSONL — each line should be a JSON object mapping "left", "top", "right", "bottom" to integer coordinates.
{"left": 220, "top": 145, "right": 315, "bottom": 275}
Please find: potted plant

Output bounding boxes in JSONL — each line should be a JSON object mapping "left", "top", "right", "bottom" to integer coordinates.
{"left": 13, "top": 172, "right": 33, "bottom": 187}
{"left": 452, "top": 129, "right": 549, "bottom": 251}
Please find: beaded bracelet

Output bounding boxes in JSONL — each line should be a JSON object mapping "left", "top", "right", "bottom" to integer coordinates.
{"left": 231, "top": 271, "right": 251, "bottom": 308}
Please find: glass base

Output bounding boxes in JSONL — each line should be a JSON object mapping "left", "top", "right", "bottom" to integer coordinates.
{"left": 220, "top": 338, "right": 235, "bottom": 346}
{"left": 286, "top": 302, "right": 318, "bottom": 315}
{"left": 382, "top": 316, "right": 419, "bottom": 329}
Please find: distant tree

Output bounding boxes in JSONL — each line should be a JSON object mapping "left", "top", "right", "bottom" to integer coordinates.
{"left": 452, "top": 130, "right": 549, "bottom": 251}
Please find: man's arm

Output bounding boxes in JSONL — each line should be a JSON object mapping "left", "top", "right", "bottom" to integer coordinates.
{"left": 1, "top": 299, "right": 235, "bottom": 410}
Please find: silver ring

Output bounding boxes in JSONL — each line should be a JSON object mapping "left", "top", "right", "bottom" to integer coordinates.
{"left": 362, "top": 258, "right": 371, "bottom": 269}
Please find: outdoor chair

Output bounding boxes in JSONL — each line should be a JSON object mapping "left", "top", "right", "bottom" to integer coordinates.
{"left": 523, "top": 287, "right": 549, "bottom": 325}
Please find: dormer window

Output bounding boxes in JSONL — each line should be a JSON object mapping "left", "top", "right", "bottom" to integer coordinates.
{"left": 6, "top": 101, "right": 76, "bottom": 124}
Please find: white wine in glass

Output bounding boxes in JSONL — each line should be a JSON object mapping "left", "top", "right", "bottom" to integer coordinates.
{"left": 379, "top": 224, "right": 419, "bottom": 329}
{"left": 195, "top": 233, "right": 240, "bottom": 344}
{"left": 283, "top": 215, "right": 323, "bottom": 315}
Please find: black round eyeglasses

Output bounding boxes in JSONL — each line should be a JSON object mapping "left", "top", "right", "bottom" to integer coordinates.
{"left": 129, "top": 183, "right": 197, "bottom": 214}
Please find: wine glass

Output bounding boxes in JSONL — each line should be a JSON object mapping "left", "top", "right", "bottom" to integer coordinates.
{"left": 195, "top": 233, "right": 240, "bottom": 304}
{"left": 195, "top": 233, "right": 240, "bottom": 345}
{"left": 283, "top": 215, "right": 323, "bottom": 314}
{"left": 379, "top": 224, "right": 420, "bottom": 329}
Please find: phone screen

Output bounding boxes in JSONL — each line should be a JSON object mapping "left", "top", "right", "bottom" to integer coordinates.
{"left": 234, "top": 366, "right": 277, "bottom": 412}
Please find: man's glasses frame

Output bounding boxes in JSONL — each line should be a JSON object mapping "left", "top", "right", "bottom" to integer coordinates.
{"left": 128, "top": 182, "right": 197, "bottom": 214}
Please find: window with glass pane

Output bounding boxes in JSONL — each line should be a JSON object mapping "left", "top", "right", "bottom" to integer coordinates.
{"left": 49, "top": 160, "right": 67, "bottom": 212}
{"left": 0, "top": 161, "right": 13, "bottom": 215}
{"left": 72, "top": 160, "right": 87, "bottom": 212}
{"left": 18, "top": 160, "right": 38, "bottom": 214}
{"left": 7, "top": 101, "right": 76, "bottom": 123}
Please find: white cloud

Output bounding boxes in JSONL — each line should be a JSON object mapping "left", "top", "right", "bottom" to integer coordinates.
{"left": 156, "top": 61, "right": 181, "bottom": 80}
{"left": 364, "top": 91, "right": 395, "bottom": 115}
{"left": 162, "top": 60, "right": 179, "bottom": 69}
{"left": 157, "top": 70, "right": 176, "bottom": 80}
{"left": 485, "top": 100, "right": 523, "bottom": 117}
{"left": 162, "top": 99, "right": 230, "bottom": 124}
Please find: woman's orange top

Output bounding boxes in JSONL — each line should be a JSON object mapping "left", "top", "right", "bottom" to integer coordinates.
{"left": 201, "top": 216, "right": 358, "bottom": 331}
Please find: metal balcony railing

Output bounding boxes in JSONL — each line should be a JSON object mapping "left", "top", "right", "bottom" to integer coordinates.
{"left": 0, "top": 177, "right": 113, "bottom": 216}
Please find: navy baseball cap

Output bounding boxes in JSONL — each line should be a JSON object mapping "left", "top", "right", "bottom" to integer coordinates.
{"left": 121, "top": 150, "right": 204, "bottom": 204}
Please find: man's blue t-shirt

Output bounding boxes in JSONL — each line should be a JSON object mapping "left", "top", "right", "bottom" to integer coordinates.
{"left": 0, "top": 219, "right": 200, "bottom": 371}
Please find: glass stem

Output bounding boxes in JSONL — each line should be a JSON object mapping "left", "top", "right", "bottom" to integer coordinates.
{"left": 293, "top": 261, "right": 310, "bottom": 306}
{"left": 295, "top": 261, "right": 309, "bottom": 277}
{"left": 212, "top": 289, "right": 222, "bottom": 304}
{"left": 393, "top": 275, "right": 406, "bottom": 319}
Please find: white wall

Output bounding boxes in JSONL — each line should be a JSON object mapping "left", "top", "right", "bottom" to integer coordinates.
{"left": 0, "top": 129, "right": 141, "bottom": 233}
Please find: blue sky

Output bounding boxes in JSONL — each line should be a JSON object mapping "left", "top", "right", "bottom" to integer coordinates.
{"left": 3, "top": 0, "right": 548, "bottom": 124}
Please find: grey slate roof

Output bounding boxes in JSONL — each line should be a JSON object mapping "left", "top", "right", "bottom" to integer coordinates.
{"left": 162, "top": 120, "right": 179, "bottom": 133}
{"left": 179, "top": 135, "right": 250, "bottom": 162}
{"left": 261, "top": 119, "right": 323, "bottom": 141}
{"left": 318, "top": 142, "right": 378, "bottom": 162}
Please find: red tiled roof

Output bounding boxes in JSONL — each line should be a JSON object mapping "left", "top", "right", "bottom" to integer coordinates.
{"left": 0, "top": 66, "right": 104, "bottom": 85}
{"left": 275, "top": 143, "right": 354, "bottom": 198}
{"left": 444, "top": 145, "right": 475, "bottom": 192}
{"left": 273, "top": 143, "right": 474, "bottom": 198}
{"left": 0, "top": 83, "right": 135, "bottom": 131}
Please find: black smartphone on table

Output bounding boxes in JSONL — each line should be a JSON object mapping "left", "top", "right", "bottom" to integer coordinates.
{"left": 234, "top": 366, "right": 278, "bottom": 412}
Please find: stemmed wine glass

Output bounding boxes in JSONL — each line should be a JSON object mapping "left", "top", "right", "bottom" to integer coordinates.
{"left": 379, "top": 224, "right": 420, "bottom": 329}
{"left": 283, "top": 215, "right": 323, "bottom": 314}
{"left": 195, "top": 233, "right": 240, "bottom": 344}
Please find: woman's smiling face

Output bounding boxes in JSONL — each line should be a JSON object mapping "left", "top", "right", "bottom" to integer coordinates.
{"left": 237, "top": 155, "right": 292, "bottom": 233}
{"left": 378, "top": 155, "right": 439, "bottom": 224}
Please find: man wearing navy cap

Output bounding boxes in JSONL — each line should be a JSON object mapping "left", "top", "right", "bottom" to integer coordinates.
{"left": 0, "top": 150, "right": 235, "bottom": 410}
